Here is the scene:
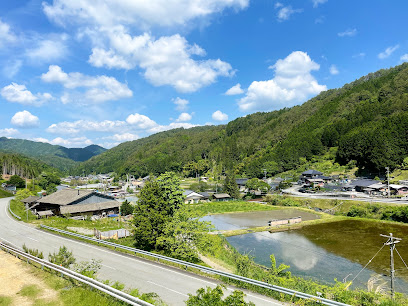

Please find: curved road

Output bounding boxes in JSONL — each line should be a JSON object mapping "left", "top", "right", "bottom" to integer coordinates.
{"left": 0, "top": 198, "right": 282, "bottom": 306}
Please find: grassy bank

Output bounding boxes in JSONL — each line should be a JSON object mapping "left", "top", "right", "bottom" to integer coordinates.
{"left": 9, "top": 199, "right": 37, "bottom": 221}
{"left": 0, "top": 189, "right": 13, "bottom": 198}
{"left": 190, "top": 201, "right": 280, "bottom": 216}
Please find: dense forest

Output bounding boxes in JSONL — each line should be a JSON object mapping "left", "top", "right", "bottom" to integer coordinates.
{"left": 72, "top": 63, "right": 408, "bottom": 178}
{"left": 0, "top": 138, "right": 106, "bottom": 172}
{"left": 0, "top": 152, "right": 61, "bottom": 179}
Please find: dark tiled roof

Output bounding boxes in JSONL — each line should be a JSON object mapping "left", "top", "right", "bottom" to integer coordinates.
{"left": 350, "top": 179, "right": 380, "bottom": 187}
{"left": 60, "top": 200, "right": 120, "bottom": 214}
{"left": 302, "top": 170, "right": 323, "bottom": 175}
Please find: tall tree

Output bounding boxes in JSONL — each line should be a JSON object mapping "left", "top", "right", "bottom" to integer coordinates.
{"left": 134, "top": 172, "right": 185, "bottom": 250}
{"left": 223, "top": 170, "right": 240, "bottom": 199}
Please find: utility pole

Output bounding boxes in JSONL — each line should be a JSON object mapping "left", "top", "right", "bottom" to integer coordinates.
{"left": 380, "top": 233, "right": 401, "bottom": 300}
{"left": 385, "top": 167, "right": 390, "bottom": 198}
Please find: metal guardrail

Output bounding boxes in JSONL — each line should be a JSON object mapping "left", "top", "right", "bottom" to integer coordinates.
{"left": 0, "top": 241, "right": 152, "bottom": 306}
{"left": 8, "top": 201, "right": 21, "bottom": 220}
{"left": 41, "top": 225, "right": 350, "bottom": 306}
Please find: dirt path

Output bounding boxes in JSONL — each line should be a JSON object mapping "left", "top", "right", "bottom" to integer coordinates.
{"left": 0, "top": 250, "right": 59, "bottom": 305}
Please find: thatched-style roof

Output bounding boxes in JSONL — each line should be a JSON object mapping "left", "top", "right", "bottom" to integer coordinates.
{"left": 36, "top": 189, "right": 114, "bottom": 206}
{"left": 22, "top": 196, "right": 41, "bottom": 203}
{"left": 213, "top": 193, "right": 231, "bottom": 199}
{"left": 37, "top": 210, "right": 53, "bottom": 216}
{"left": 60, "top": 201, "right": 120, "bottom": 214}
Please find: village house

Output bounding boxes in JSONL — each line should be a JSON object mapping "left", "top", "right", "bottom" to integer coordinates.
{"left": 32, "top": 189, "right": 120, "bottom": 218}
{"left": 212, "top": 193, "right": 231, "bottom": 201}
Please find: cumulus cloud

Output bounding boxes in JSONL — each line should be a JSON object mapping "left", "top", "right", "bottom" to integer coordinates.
{"left": 25, "top": 34, "right": 69, "bottom": 63}
{"left": 329, "top": 64, "right": 339, "bottom": 75}
{"left": 1, "top": 83, "right": 52, "bottom": 106}
{"left": 238, "top": 51, "right": 326, "bottom": 112}
{"left": 0, "top": 128, "right": 19, "bottom": 137}
{"left": 41, "top": 65, "right": 132, "bottom": 103}
{"left": 89, "top": 31, "right": 234, "bottom": 92}
{"left": 126, "top": 113, "right": 158, "bottom": 129}
{"left": 0, "top": 19, "right": 17, "bottom": 47}
{"left": 173, "top": 97, "right": 189, "bottom": 111}
{"left": 276, "top": 5, "right": 302, "bottom": 22}
{"left": 41, "top": 136, "right": 93, "bottom": 147}
{"left": 149, "top": 122, "right": 199, "bottom": 134}
{"left": 47, "top": 119, "right": 126, "bottom": 134}
{"left": 43, "top": 0, "right": 249, "bottom": 29}
{"left": 11, "top": 110, "right": 40, "bottom": 128}
{"left": 378, "top": 45, "right": 399, "bottom": 59}
{"left": 312, "top": 0, "right": 328, "bottom": 8}
{"left": 401, "top": 54, "right": 408, "bottom": 62}
{"left": 105, "top": 133, "right": 139, "bottom": 142}
{"left": 176, "top": 112, "right": 192, "bottom": 122}
{"left": 225, "top": 83, "right": 244, "bottom": 95}
{"left": 338, "top": 28, "right": 357, "bottom": 37}
{"left": 212, "top": 110, "right": 228, "bottom": 121}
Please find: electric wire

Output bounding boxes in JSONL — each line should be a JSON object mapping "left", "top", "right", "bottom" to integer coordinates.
{"left": 350, "top": 243, "right": 385, "bottom": 283}
{"left": 395, "top": 247, "right": 408, "bottom": 271}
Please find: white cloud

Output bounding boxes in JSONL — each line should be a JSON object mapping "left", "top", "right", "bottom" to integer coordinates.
{"left": 1, "top": 83, "right": 52, "bottom": 106}
{"left": 105, "top": 133, "right": 139, "bottom": 142}
{"left": 47, "top": 119, "right": 126, "bottom": 134}
{"left": 89, "top": 31, "right": 234, "bottom": 92}
{"left": 212, "top": 110, "right": 228, "bottom": 121}
{"left": 2, "top": 60, "right": 22, "bottom": 78}
{"left": 173, "top": 97, "right": 189, "bottom": 111}
{"left": 378, "top": 45, "right": 399, "bottom": 59}
{"left": 176, "top": 112, "right": 192, "bottom": 122}
{"left": 126, "top": 113, "right": 158, "bottom": 129}
{"left": 0, "top": 19, "right": 17, "bottom": 47}
{"left": 401, "top": 54, "right": 408, "bottom": 62}
{"left": 41, "top": 65, "right": 132, "bottom": 103}
{"left": 0, "top": 128, "right": 19, "bottom": 137}
{"left": 338, "top": 28, "right": 357, "bottom": 37}
{"left": 312, "top": 0, "right": 328, "bottom": 8}
{"left": 352, "top": 52, "right": 366, "bottom": 58}
{"left": 277, "top": 6, "right": 302, "bottom": 22}
{"left": 329, "top": 64, "right": 339, "bottom": 75}
{"left": 43, "top": 0, "right": 249, "bottom": 29}
{"left": 149, "top": 122, "right": 199, "bottom": 134}
{"left": 51, "top": 136, "right": 93, "bottom": 147}
{"left": 238, "top": 51, "right": 326, "bottom": 112}
{"left": 25, "top": 34, "right": 68, "bottom": 63}
{"left": 225, "top": 83, "right": 244, "bottom": 95}
{"left": 11, "top": 110, "right": 40, "bottom": 128}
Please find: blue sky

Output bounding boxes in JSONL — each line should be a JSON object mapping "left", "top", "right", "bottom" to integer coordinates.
{"left": 0, "top": 0, "right": 407, "bottom": 148}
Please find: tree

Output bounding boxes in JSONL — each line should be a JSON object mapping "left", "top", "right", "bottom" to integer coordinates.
{"left": 134, "top": 172, "right": 185, "bottom": 250}
{"left": 223, "top": 170, "right": 239, "bottom": 199}
{"left": 38, "top": 172, "right": 60, "bottom": 194}
{"left": 120, "top": 200, "right": 134, "bottom": 216}
{"left": 156, "top": 206, "right": 212, "bottom": 262}
{"left": 48, "top": 246, "right": 76, "bottom": 268}
{"left": 8, "top": 175, "right": 25, "bottom": 188}
{"left": 186, "top": 285, "right": 255, "bottom": 306}
{"left": 15, "top": 189, "right": 34, "bottom": 201}
{"left": 245, "top": 178, "right": 270, "bottom": 194}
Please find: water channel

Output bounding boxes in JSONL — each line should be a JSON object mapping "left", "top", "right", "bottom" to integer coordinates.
{"left": 203, "top": 210, "right": 408, "bottom": 293}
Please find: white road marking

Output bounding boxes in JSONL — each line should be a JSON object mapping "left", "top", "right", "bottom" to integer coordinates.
{"left": 147, "top": 280, "right": 189, "bottom": 297}
{"left": 27, "top": 237, "right": 39, "bottom": 242}
{"left": 101, "top": 263, "right": 117, "bottom": 270}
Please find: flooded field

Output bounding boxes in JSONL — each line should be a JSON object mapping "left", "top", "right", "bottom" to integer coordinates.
{"left": 226, "top": 219, "right": 408, "bottom": 292}
{"left": 200, "top": 209, "right": 320, "bottom": 231}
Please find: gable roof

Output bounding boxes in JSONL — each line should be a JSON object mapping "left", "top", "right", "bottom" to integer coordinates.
{"left": 60, "top": 200, "right": 120, "bottom": 214}
{"left": 350, "top": 179, "right": 380, "bottom": 187}
{"left": 235, "top": 178, "right": 248, "bottom": 186}
{"left": 302, "top": 170, "right": 323, "bottom": 175}
{"left": 36, "top": 189, "right": 101, "bottom": 206}
{"left": 22, "top": 196, "right": 41, "bottom": 203}
{"left": 213, "top": 193, "right": 231, "bottom": 199}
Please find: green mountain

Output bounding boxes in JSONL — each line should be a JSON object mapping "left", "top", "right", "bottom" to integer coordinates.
{"left": 76, "top": 63, "right": 407, "bottom": 178}
{"left": 0, "top": 138, "right": 106, "bottom": 172}
{"left": 0, "top": 151, "right": 61, "bottom": 178}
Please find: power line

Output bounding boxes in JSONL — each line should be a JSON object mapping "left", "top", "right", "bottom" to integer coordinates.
{"left": 350, "top": 243, "right": 385, "bottom": 283}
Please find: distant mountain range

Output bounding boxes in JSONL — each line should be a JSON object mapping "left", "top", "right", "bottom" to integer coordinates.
{"left": 0, "top": 138, "right": 106, "bottom": 172}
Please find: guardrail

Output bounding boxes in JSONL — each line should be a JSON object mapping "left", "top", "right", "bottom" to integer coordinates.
{"left": 41, "top": 225, "right": 350, "bottom": 306}
{"left": 0, "top": 241, "right": 152, "bottom": 306}
{"left": 8, "top": 201, "right": 21, "bottom": 220}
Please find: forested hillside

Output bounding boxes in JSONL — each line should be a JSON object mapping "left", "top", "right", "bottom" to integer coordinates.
{"left": 75, "top": 63, "right": 408, "bottom": 178}
{"left": 0, "top": 152, "right": 61, "bottom": 178}
{"left": 0, "top": 138, "right": 106, "bottom": 172}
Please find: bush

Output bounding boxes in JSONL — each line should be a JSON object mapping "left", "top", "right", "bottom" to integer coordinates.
{"left": 22, "top": 244, "right": 44, "bottom": 259}
{"left": 48, "top": 246, "right": 76, "bottom": 268}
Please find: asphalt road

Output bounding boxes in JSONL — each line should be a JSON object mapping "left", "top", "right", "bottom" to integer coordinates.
{"left": 0, "top": 197, "right": 283, "bottom": 306}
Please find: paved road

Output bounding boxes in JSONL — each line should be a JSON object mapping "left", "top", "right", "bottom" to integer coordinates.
{"left": 0, "top": 198, "right": 283, "bottom": 306}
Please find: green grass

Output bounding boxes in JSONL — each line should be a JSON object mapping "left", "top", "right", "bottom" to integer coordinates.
{"left": 32, "top": 215, "right": 131, "bottom": 232}
{"left": 9, "top": 199, "right": 37, "bottom": 221}
{"left": 0, "top": 189, "right": 13, "bottom": 198}
{"left": 190, "top": 201, "right": 280, "bottom": 215}
{"left": 18, "top": 284, "right": 42, "bottom": 298}
{"left": 0, "top": 296, "right": 13, "bottom": 306}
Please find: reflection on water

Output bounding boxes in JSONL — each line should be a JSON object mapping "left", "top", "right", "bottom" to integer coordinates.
{"left": 201, "top": 209, "right": 319, "bottom": 231}
{"left": 222, "top": 218, "right": 408, "bottom": 293}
